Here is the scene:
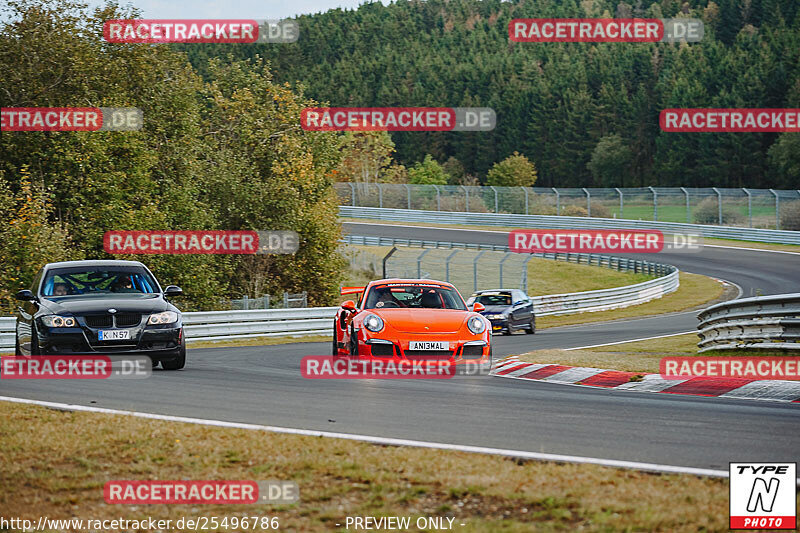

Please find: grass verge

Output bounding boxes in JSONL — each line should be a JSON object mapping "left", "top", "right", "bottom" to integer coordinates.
{"left": 0, "top": 401, "right": 733, "bottom": 532}
{"left": 537, "top": 272, "right": 726, "bottom": 329}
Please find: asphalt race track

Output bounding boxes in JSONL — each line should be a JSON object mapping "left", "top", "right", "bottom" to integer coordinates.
{"left": 2, "top": 221, "right": 798, "bottom": 471}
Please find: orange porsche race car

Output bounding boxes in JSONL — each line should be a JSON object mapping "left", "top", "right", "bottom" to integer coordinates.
{"left": 332, "top": 279, "right": 492, "bottom": 365}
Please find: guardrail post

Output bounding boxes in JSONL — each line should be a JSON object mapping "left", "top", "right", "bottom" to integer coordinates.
{"left": 433, "top": 184, "right": 441, "bottom": 211}
{"left": 243, "top": 295, "right": 250, "bottom": 310}
{"left": 490, "top": 186, "right": 499, "bottom": 213}
{"left": 770, "top": 189, "right": 779, "bottom": 229}
{"left": 743, "top": 188, "right": 753, "bottom": 227}
{"left": 283, "top": 292, "right": 289, "bottom": 308}
{"left": 404, "top": 184, "right": 411, "bottom": 210}
{"left": 263, "top": 294, "right": 270, "bottom": 309}
{"left": 462, "top": 185, "right": 469, "bottom": 212}
{"left": 349, "top": 182, "right": 356, "bottom": 207}
{"left": 473, "top": 250, "right": 486, "bottom": 291}
{"left": 498, "top": 252, "right": 512, "bottom": 287}
{"left": 417, "top": 248, "right": 432, "bottom": 278}
{"left": 680, "top": 187, "right": 690, "bottom": 223}
{"left": 615, "top": 187, "right": 623, "bottom": 218}
{"left": 649, "top": 186, "right": 657, "bottom": 221}
{"left": 522, "top": 186, "right": 529, "bottom": 215}
{"left": 552, "top": 187, "right": 560, "bottom": 215}
{"left": 445, "top": 249, "right": 460, "bottom": 282}
{"left": 582, "top": 187, "right": 591, "bottom": 217}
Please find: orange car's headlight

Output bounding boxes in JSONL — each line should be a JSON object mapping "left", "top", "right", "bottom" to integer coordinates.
{"left": 467, "top": 316, "right": 486, "bottom": 334}
{"left": 363, "top": 314, "right": 384, "bottom": 333}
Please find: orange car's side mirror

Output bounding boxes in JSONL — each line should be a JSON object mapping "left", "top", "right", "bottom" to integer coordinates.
{"left": 472, "top": 302, "right": 485, "bottom": 313}
{"left": 341, "top": 300, "right": 357, "bottom": 312}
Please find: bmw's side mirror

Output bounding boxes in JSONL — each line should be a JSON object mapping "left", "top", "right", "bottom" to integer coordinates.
{"left": 164, "top": 286, "right": 183, "bottom": 297}
{"left": 472, "top": 302, "right": 486, "bottom": 313}
{"left": 341, "top": 300, "right": 356, "bottom": 312}
{"left": 16, "top": 290, "right": 36, "bottom": 301}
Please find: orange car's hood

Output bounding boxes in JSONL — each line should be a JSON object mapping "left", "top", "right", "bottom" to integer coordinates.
{"left": 373, "top": 309, "right": 467, "bottom": 334}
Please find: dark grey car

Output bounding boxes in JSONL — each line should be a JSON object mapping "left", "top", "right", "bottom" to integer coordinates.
{"left": 14, "top": 260, "right": 186, "bottom": 369}
{"left": 466, "top": 289, "right": 535, "bottom": 335}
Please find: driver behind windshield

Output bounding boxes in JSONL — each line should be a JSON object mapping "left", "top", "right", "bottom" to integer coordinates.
{"left": 369, "top": 286, "right": 406, "bottom": 308}
{"left": 52, "top": 283, "right": 70, "bottom": 296}
{"left": 111, "top": 276, "right": 138, "bottom": 293}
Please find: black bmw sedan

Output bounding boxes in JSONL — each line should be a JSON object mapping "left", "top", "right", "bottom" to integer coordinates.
{"left": 14, "top": 260, "right": 186, "bottom": 369}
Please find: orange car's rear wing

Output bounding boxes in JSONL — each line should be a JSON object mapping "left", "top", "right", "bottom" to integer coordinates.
{"left": 340, "top": 286, "right": 365, "bottom": 296}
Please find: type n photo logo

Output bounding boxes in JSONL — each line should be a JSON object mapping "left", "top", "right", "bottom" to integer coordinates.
{"left": 730, "top": 463, "right": 797, "bottom": 530}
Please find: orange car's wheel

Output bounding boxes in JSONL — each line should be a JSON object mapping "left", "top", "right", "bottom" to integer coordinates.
{"left": 348, "top": 326, "right": 359, "bottom": 357}
{"left": 332, "top": 320, "right": 340, "bottom": 356}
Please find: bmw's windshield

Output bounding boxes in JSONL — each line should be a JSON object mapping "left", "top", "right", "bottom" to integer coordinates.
{"left": 41, "top": 267, "right": 159, "bottom": 298}
{"left": 472, "top": 293, "right": 512, "bottom": 306}
{"left": 364, "top": 284, "right": 467, "bottom": 310}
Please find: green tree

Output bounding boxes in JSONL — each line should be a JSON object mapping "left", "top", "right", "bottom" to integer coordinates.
{"left": 408, "top": 155, "right": 449, "bottom": 185}
{"left": 486, "top": 151, "right": 538, "bottom": 187}
{"left": 587, "top": 135, "right": 633, "bottom": 187}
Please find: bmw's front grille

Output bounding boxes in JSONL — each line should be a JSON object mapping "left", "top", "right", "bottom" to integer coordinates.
{"left": 84, "top": 315, "right": 113, "bottom": 328}
{"left": 82, "top": 314, "right": 142, "bottom": 328}
{"left": 115, "top": 313, "right": 142, "bottom": 327}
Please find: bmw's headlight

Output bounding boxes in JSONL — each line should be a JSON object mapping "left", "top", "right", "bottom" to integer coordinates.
{"left": 467, "top": 315, "right": 486, "bottom": 334}
{"left": 487, "top": 314, "right": 505, "bottom": 320}
{"left": 147, "top": 311, "right": 179, "bottom": 325}
{"left": 41, "top": 315, "right": 77, "bottom": 328}
{"left": 363, "top": 314, "right": 384, "bottom": 333}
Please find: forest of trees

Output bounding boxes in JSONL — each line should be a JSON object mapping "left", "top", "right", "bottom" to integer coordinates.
{"left": 180, "top": 0, "right": 800, "bottom": 189}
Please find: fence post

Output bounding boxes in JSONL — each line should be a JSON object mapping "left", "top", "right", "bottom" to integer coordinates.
{"left": 243, "top": 295, "right": 249, "bottom": 310}
{"left": 521, "top": 254, "right": 534, "bottom": 293}
{"left": 382, "top": 246, "right": 398, "bottom": 278}
{"left": 713, "top": 187, "right": 722, "bottom": 225}
{"left": 499, "top": 252, "right": 512, "bottom": 287}
{"left": 552, "top": 187, "right": 560, "bottom": 215}
{"left": 770, "top": 189, "right": 779, "bottom": 229}
{"left": 433, "top": 184, "right": 441, "bottom": 211}
{"left": 445, "top": 249, "right": 459, "bottom": 282}
{"left": 263, "top": 294, "right": 270, "bottom": 309}
{"left": 404, "top": 184, "right": 411, "bottom": 210}
{"left": 743, "top": 188, "right": 752, "bottom": 227}
{"left": 649, "top": 186, "right": 657, "bottom": 221}
{"left": 283, "top": 292, "right": 289, "bottom": 308}
{"left": 463, "top": 185, "right": 469, "bottom": 212}
{"left": 490, "top": 185, "right": 499, "bottom": 213}
{"left": 522, "top": 186, "right": 529, "bottom": 215}
{"left": 417, "top": 248, "right": 432, "bottom": 278}
{"left": 680, "top": 187, "right": 690, "bottom": 223}
{"left": 582, "top": 187, "right": 591, "bottom": 217}
{"left": 473, "top": 250, "right": 486, "bottom": 292}
{"left": 301, "top": 291, "right": 307, "bottom": 308}
{"left": 349, "top": 182, "right": 356, "bottom": 207}
{"left": 615, "top": 187, "right": 623, "bottom": 219}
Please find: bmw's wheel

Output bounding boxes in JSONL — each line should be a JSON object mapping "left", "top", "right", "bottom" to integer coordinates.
{"left": 30, "top": 326, "right": 40, "bottom": 355}
{"left": 162, "top": 344, "right": 186, "bottom": 370}
{"left": 503, "top": 323, "right": 513, "bottom": 336}
{"left": 527, "top": 317, "right": 536, "bottom": 334}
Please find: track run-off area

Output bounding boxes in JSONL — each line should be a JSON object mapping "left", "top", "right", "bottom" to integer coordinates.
{"left": 2, "top": 221, "right": 799, "bottom": 473}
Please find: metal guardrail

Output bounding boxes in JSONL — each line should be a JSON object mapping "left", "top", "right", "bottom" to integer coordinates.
{"left": 0, "top": 242, "right": 679, "bottom": 346}
{"left": 339, "top": 206, "right": 800, "bottom": 246}
{"left": 697, "top": 293, "right": 800, "bottom": 352}
{"left": 336, "top": 183, "right": 800, "bottom": 230}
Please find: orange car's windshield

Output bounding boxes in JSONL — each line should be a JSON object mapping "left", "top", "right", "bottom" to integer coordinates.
{"left": 364, "top": 285, "right": 467, "bottom": 310}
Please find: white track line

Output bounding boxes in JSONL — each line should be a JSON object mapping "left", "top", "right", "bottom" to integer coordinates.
{"left": 0, "top": 395, "right": 727, "bottom": 478}
{"left": 564, "top": 331, "right": 695, "bottom": 351}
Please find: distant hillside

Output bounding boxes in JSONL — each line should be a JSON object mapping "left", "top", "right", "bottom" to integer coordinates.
{"left": 178, "top": 0, "right": 800, "bottom": 188}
